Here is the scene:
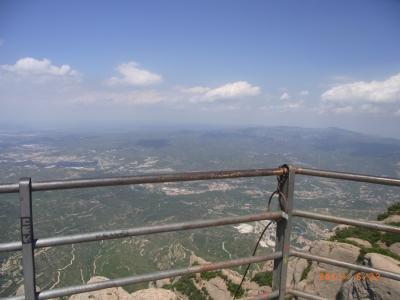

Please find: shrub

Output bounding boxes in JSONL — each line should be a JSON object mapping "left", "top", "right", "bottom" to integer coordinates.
{"left": 381, "top": 231, "right": 400, "bottom": 246}
{"left": 377, "top": 202, "right": 400, "bottom": 220}
{"left": 166, "top": 274, "right": 209, "bottom": 300}
{"left": 200, "top": 270, "right": 223, "bottom": 281}
{"left": 251, "top": 271, "right": 273, "bottom": 287}
{"left": 377, "top": 212, "right": 389, "bottom": 221}
{"left": 226, "top": 280, "right": 245, "bottom": 298}
{"left": 330, "top": 226, "right": 382, "bottom": 244}
{"left": 301, "top": 261, "right": 312, "bottom": 281}
{"left": 357, "top": 246, "right": 400, "bottom": 263}
{"left": 389, "top": 222, "right": 400, "bottom": 227}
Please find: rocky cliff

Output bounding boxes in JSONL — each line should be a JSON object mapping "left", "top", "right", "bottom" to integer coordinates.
{"left": 63, "top": 233, "right": 399, "bottom": 300}
{"left": 287, "top": 202, "right": 400, "bottom": 299}
{"left": 15, "top": 203, "right": 400, "bottom": 299}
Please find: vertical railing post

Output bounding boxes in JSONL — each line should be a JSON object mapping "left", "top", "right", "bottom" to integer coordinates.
{"left": 19, "top": 178, "right": 37, "bottom": 300}
{"left": 272, "top": 165, "right": 295, "bottom": 299}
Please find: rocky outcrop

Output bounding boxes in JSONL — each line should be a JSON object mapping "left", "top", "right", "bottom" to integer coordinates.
{"left": 180, "top": 253, "right": 269, "bottom": 299}
{"left": 14, "top": 236, "right": 399, "bottom": 300}
{"left": 287, "top": 256, "right": 308, "bottom": 287}
{"left": 345, "top": 238, "right": 372, "bottom": 248}
{"left": 288, "top": 241, "right": 361, "bottom": 299}
{"left": 15, "top": 239, "right": 398, "bottom": 300}
{"left": 16, "top": 203, "right": 397, "bottom": 300}
{"left": 33, "top": 237, "right": 397, "bottom": 300}
{"left": 381, "top": 215, "right": 400, "bottom": 224}
{"left": 389, "top": 242, "right": 400, "bottom": 256}
{"left": 130, "top": 288, "right": 177, "bottom": 300}
{"left": 21, "top": 253, "right": 269, "bottom": 300}
{"left": 68, "top": 276, "right": 176, "bottom": 300}
{"left": 287, "top": 223, "right": 400, "bottom": 300}
{"left": 200, "top": 277, "right": 231, "bottom": 300}
{"left": 69, "top": 276, "right": 132, "bottom": 300}
{"left": 339, "top": 253, "right": 400, "bottom": 300}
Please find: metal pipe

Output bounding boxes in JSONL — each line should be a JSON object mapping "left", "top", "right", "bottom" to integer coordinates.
{"left": 290, "top": 250, "right": 400, "bottom": 281}
{"left": 0, "top": 211, "right": 283, "bottom": 252}
{"left": 295, "top": 167, "right": 400, "bottom": 187}
{"left": 0, "top": 241, "right": 20, "bottom": 252}
{"left": 0, "top": 183, "right": 19, "bottom": 194}
{"left": 293, "top": 210, "right": 400, "bottom": 234}
{"left": 2, "top": 166, "right": 400, "bottom": 193}
{"left": 286, "top": 289, "right": 327, "bottom": 300}
{"left": 0, "top": 168, "right": 285, "bottom": 194}
{"left": 3, "top": 252, "right": 282, "bottom": 300}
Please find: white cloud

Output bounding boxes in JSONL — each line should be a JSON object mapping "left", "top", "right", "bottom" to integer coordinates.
{"left": 107, "top": 61, "right": 162, "bottom": 86}
{"left": 205, "top": 81, "right": 260, "bottom": 99}
{"left": 319, "top": 102, "right": 385, "bottom": 116}
{"left": 280, "top": 92, "right": 290, "bottom": 100}
{"left": 183, "top": 81, "right": 260, "bottom": 103}
{"left": 360, "top": 104, "right": 380, "bottom": 114}
{"left": 333, "top": 106, "right": 353, "bottom": 114}
{"left": 1, "top": 57, "right": 78, "bottom": 77}
{"left": 282, "top": 101, "right": 303, "bottom": 109}
{"left": 75, "top": 81, "right": 261, "bottom": 107}
{"left": 182, "top": 86, "right": 211, "bottom": 94}
{"left": 321, "top": 73, "right": 400, "bottom": 103}
{"left": 74, "top": 90, "right": 165, "bottom": 106}
{"left": 299, "top": 90, "right": 309, "bottom": 96}
{"left": 262, "top": 100, "right": 304, "bottom": 112}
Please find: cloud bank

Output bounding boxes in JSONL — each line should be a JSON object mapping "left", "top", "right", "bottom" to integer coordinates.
{"left": 1, "top": 57, "right": 78, "bottom": 77}
{"left": 322, "top": 73, "right": 400, "bottom": 103}
{"left": 107, "top": 61, "right": 163, "bottom": 86}
{"left": 183, "top": 81, "right": 261, "bottom": 102}
{"left": 2, "top": 56, "right": 398, "bottom": 131}
{"left": 280, "top": 92, "right": 290, "bottom": 100}
{"left": 74, "top": 90, "right": 165, "bottom": 106}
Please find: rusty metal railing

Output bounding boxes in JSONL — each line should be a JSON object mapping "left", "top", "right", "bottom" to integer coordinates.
{"left": 0, "top": 166, "right": 399, "bottom": 300}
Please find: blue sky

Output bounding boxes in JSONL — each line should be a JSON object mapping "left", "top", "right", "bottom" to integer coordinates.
{"left": 1, "top": 0, "right": 400, "bottom": 137}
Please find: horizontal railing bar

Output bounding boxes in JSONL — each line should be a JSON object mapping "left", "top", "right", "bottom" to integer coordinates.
{"left": 0, "top": 241, "right": 20, "bottom": 252}
{"left": 0, "top": 183, "right": 19, "bottom": 194}
{"left": 295, "top": 167, "right": 400, "bottom": 187}
{"left": 3, "top": 252, "right": 282, "bottom": 300}
{"left": 293, "top": 210, "right": 400, "bottom": 234}
{"left": 0, "top": 211, "right": 283, "bottom": 252}
{"left": 244, "top": 290, "right": 279, "bottom": 299}
{"left": 2, "top": 166, "right": 400, "bottom": 194}
{"left": 286, "top": 289, "right": 327, "bottom": 300}
{"left": 0, "top": 168, "right": 285, "bottom": 194}
{"left": 290, "top": 250, "right": 400, "bottom": 281}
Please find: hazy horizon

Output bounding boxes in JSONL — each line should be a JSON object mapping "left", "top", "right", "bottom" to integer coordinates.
{"left": 1, "top": 0, "right": 400, "bottom": 137}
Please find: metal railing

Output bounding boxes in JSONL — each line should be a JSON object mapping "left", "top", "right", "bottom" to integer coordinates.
{"left": 0, "top": 165, "right": 399, "bottom": 300}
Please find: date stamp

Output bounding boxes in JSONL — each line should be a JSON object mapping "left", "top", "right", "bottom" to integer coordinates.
{"left": 320, "top": 272, "right": 381, "bottom": 281}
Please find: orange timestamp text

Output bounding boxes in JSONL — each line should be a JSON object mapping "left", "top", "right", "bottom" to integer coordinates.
{"left": 320, "top": 272, "right": 381, "bottom": 281}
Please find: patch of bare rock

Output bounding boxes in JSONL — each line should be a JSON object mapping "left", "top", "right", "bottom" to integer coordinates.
{"left": 288, "top": 239, "right": 400, "bottom": 300}
{"left": 68, "top": 276, "right": 176, "bottom": 300}
{"left": 339, "top": 253, "right": 400, "bottom": 300}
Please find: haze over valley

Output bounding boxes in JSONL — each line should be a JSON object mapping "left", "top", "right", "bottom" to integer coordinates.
{"left": 1, "top": 126, "right": 399, "bottom": 296}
